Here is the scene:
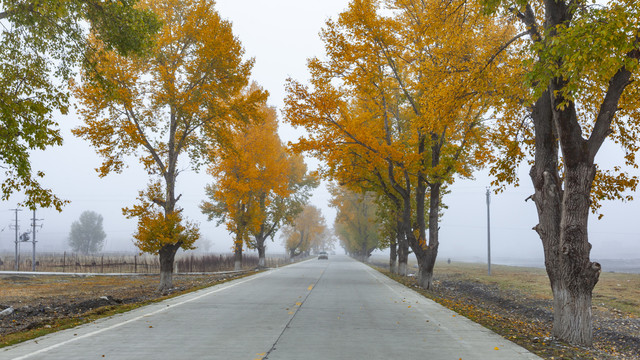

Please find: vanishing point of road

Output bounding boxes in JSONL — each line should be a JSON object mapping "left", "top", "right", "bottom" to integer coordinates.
{"left": 2, "top": 256, "right": 541, "bottom": 360}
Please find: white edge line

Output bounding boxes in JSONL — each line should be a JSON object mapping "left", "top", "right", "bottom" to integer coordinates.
{"left": 9, "top": 270, "right": 273, "bottom": 360}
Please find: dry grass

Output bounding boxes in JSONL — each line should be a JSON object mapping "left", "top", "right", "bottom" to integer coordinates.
{"left": 0, "top": 252, "right": 289, "bottom": 274}
{"left": 434, "top": 262, "right": 640, "bottom": 317}
{"left": 0, "top": 275, "right": 156, "bottom": 306}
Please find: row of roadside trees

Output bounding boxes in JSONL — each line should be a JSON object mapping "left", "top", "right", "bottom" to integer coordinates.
{"left": 2, "top": 0, "right": 639, "bottom": 349}
{"left": 1, "top": 0, "right": 317, "bottom": 291}
{"left": 283, "top": 0, "right": 640, "bottom": 347}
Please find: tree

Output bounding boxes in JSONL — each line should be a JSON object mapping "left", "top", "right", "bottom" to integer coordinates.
{"left": 73, "top": 0, "right": 261, "bottom": 291}
{"left": 281, "top": 204, "right": 327, "bottom": 259}
{"left": 329, "top": 184, "right": 380, "bottom": 261}
{"left": 374, "top": 193, "right": 402, "bottom": 273}
{"left": 484, "top": 0, "right": 640, "bottom": 346}
{"left": 285, "top": 0, "right": 512, "bottom": 287}
{"left": 68, "top": 210, "right": 107, "bottom": 254}
{"left": 315, "top": 228, "right": 338, "bottom": 253}
{"left": 201, "top": 92, "right": 317, "bottom": 269}
{"left": 0, "top": 0, "right": 159, "bottom": 211}
{"left": 248, "top": 154, "right": 317, "bottom": 267}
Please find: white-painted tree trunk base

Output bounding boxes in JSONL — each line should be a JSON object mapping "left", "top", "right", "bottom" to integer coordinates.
{"left": 397, "top": 262, "right": 407, "bottom": 276}
{"left": 553, "top": 286, "right": 593, "bottom": 346}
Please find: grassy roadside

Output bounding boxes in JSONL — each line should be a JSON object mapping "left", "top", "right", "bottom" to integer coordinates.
{"left": 426, "top": 262, "right": 640, "bottom": 317}
{"left": 372, "top": 262, "right": 640, "bottom": 360}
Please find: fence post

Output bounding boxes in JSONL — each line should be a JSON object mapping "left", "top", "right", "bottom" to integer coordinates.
{"left": 134, "top": 255, "right": 137, "bottom": 274}
{"left": 63, "top": 252, "right": 66, "bottom": 273}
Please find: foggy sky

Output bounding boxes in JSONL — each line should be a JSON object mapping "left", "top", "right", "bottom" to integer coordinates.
{"left": 1, "top": 0, "right": 638, "bottom": 266}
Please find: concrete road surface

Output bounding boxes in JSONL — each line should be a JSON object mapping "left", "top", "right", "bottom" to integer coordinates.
{"left": 2, "top": 255, "right": 541, "bottom": 360}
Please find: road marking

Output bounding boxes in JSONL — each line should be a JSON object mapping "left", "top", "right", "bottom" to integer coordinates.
{"left": 10, "top": 270, "right": 273, "bottom": 360}
{"left": 263, "top": 267, "right": 325, "bottom": 359}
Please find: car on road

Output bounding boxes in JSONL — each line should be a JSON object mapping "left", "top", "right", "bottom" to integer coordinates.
{"left": 318, "top": 251, "right": 329, "bottom": 260}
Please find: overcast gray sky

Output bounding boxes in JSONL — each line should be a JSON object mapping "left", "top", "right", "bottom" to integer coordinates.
{"left": 1, "top": 0, "right": 638, "bottom": 266}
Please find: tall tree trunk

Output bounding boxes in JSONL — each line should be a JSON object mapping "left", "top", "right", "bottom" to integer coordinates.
{"left": 397, "top": 192, "right": 414, "bottom": 276}
{"left": 553, "top": 161, "right": 600, "bottom": 345}
{"left": 530, "top": 90, "right": 601, "bottom": 346}
{"left": 158, "top": 243, "right": 179, "bottom": 292}
{"left": 234, "top": 236, "right": 243, "bottom": 271}
{"left": 389, "top": 227, "right": 398, "bottom": 274}
{"left": 158, "top": 159, "right": 180, "bottom": 291}
{"left": 415, "top": 183, "right": 441, "bottom": 289}
{"left": 257, "top": 236, "right": 266, "bottom": 268}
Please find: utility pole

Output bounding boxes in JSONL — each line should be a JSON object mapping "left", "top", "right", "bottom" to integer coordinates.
{"left": 486, "top": 187, "right": 491, "bottom": 276}
{"left": 10, "top": 208, "right": 22, "bottom": 271}
{"left": 31, "top": 209, "right": 43, "bottom": 272}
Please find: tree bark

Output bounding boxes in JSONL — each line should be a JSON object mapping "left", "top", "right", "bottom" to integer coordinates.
{"left": 234, "top": 236, "right": 243, "bottom": 271}
{"left": 397, "top": 191, "right": 414, "bottom": 277}
{"left": 257, "top": 238, "right": 266, "bottom": 268}
{"left": 158, "top": 243, "right": 179, "bottom": 292}
{"left": 552, "top": 161, "right": 601, "bottom": 345}
{"left": 529, "top": 89, "right": 602, "bottom": 346}
{"left": 389, "top": 227, "right": 398, "bottom": 274}
{"left": 415, "top": 182, "right": 441, "bottom": 289}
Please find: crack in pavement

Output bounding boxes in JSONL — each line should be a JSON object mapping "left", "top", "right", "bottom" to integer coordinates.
{"left": 262, "top": 266, "right": 327, "bottom": 359}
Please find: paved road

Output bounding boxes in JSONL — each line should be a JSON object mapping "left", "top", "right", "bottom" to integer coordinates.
{"left": 2, "top": 256, "right": 541, "bottom": 360}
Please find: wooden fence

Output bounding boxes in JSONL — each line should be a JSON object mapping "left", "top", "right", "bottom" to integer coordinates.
{"left": 0, "top": 252, "right": 288, "bottom": 273}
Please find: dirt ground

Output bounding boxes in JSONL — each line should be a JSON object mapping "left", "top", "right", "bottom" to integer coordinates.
{"left": 386, "top": 270, "right": 640, "bottom": 360}
{"left": 0, "top": 272, "right": 248, "bottom": 343}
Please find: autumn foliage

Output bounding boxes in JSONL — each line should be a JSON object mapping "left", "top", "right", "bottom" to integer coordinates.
{"left": 73, "top": 0, "right": 258, "bottom": 290}
{"left": 284, "top": 0, "right": 514, "bottom": 287}
{"left": 281, "top": 205, "right": 328, "bottom": 258}
{"left": 481, "top": 0, "right": 640, "bottom": 346}
{"left": 201, "top": 86, "right": 317, "bottom": 268}
{"left": 0, "top": 0, "right": 159, "bottom": 210}
{"left": 329, "top": 184, "right": 380, "bottom": 260}
{"left": 124, "top": 181, "right": 199, "bottom": 255}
